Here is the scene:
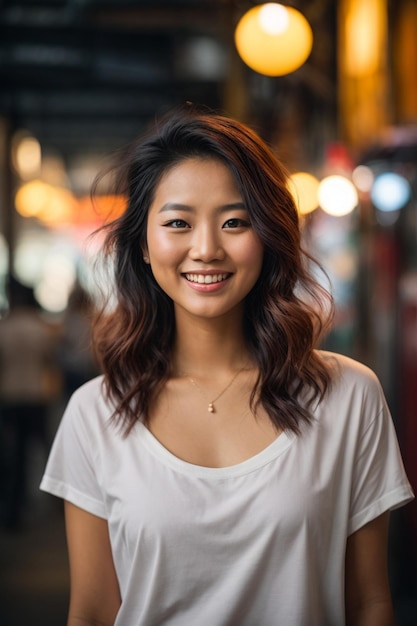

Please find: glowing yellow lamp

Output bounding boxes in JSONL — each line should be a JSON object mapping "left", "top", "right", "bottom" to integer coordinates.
{"left": 235, "top": 3, "right": 313, "bottom": 76}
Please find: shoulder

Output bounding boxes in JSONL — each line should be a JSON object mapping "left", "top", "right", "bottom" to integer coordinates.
{"left": 315, "top": 350, "right": 387, "bottom": 421}
{"left": 305, "top": 353, "right": 396, "bottom": 470}
{"left": 318, "top": 350, "right": 381, "bottom": 389}
{"left": 63, "top": 375, "right": 115, "bottom": 432}
{"left": 69, "top": 375, "right": 107, "bottom": 405}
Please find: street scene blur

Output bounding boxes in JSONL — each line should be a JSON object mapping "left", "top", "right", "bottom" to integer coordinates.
{"left": 0, "top": 1, "right": 416, "bottom": 624}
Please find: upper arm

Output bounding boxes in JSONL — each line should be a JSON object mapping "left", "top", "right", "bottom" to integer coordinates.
{"left": 65, "top": 501, "right": 121, "bottom": 626}
{"left": 345, "top": 511, "right": 394, "bottom": 626}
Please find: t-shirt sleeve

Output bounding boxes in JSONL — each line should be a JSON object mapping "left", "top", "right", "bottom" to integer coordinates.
{"left": 347, "top": 380, "right": 414, "bottom": 535}
{"left": 40, "top": 389, "right": 107, "bottom": 519}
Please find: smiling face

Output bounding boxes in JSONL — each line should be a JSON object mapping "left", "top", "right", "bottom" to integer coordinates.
{"left": 144, "top": 158, "right": 264, "bottom": 324}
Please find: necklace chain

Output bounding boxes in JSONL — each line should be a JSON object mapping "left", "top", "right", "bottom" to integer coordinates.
{"left": 183, "top": 366, "right": 245, "bottom": 413}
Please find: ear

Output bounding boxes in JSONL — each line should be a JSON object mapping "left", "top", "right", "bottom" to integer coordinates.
{"left": 142, "top": 244, "right": 150, "bottom": 264}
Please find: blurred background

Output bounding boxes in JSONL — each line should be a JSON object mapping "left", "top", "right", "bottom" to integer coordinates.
{"left": 0, "top": 0, "right": 416, "bottom": 624}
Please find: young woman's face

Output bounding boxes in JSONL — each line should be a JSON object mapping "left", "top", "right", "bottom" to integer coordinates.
{"left": 145, "top": 158, "right": 264, "bottom": 323}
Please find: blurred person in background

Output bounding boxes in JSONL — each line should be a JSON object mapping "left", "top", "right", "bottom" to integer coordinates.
{"left": 41, "top": 108, "right": 413, "bottom": 626}
{"left": 0, "top": 278, "right": 57, "bottom": 529}
{"left": 58, "top": 281, "right": 99, "bottom": 403}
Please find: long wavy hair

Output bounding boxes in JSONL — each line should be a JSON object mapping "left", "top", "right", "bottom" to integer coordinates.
{"left": 92, "top": 106, "right": 334, "bottom": 435}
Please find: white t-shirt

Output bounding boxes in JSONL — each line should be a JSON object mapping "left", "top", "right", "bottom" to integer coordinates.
{"left": 40, "top": 352, "right": 414, "bottom": 626}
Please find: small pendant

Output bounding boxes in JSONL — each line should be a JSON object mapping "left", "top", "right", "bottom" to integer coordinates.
{"left": 208, "top": 403, "right": 215, "bottom": 413}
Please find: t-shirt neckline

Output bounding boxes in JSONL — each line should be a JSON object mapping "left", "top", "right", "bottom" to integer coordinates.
{"left": 135, "top": 421, "right": 296, "bottom": 479}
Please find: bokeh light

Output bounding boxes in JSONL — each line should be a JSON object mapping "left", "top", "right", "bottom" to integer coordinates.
{"left": 258, "top": 3, "right": 289, "bottom": 34}
{"left": 34, "top": 254, "right": 76, "bottom": 312}
{"left": 371, "top": 172, "right": 411, "bottom": 212}
{"left": 13, "top": 231, "right": 79, "bottom": 312}
{"left": 235, "top": 3, "right": 313, "bottom": 76}
{"left": 318, "top": 175, "right": 358, "bottom": 216}
{"left": 15, "top": 180, "right": 75, "bottom": 225}
{"left": 15, "top": 180, "right": 53, "bottom": 218}
{"left": 288, "top": 172, "right": 320, "bottom": 215}
{"left": 352, "top": 165, "right": 374, "bottom": 192}
{"left": 12, "top": 132, "right": 42, "bottom": 180}
{"left": 343, "top": 0, "right": 385, "bottom": 77}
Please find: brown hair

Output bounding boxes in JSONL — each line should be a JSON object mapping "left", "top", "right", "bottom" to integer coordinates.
{"left": 92, "top": 106, "right": 334, "bottom": 434}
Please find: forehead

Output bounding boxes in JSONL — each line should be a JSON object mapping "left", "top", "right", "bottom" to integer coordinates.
{"left": 151, "top": 157, "right": 241, "bottom": 203}
{"left": 160, "top": 157, "right": 235, "bottom": 185}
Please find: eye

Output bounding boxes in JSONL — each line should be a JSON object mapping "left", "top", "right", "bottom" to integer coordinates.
{"left": 164, "top": 219, "right": 190, "bottom": 229}
{"left": 223, "top": 218, "right": 251, "bottom": 229}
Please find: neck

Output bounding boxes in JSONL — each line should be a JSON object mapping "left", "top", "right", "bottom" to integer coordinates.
{"left": 172, "top": 312, "right": 251, "bottom": 377}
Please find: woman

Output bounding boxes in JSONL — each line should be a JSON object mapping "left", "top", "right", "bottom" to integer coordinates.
{"left": 41, "top": 108, "right": 414, "bottom": 626}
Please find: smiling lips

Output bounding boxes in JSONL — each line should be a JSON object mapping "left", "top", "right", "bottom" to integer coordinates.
{"left": 184, "top": 273, "right": 230, "bottom": 284}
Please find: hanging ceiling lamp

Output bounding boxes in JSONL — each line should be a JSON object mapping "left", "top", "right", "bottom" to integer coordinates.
{"left": 234, "top": 3, "right": 313, "bottom": 76}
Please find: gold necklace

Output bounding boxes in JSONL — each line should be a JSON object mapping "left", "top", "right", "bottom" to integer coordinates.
{"left": 184, "top": 366, "right": 246, "bottom": 413}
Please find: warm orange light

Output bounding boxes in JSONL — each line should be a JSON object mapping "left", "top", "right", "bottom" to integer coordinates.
{"left": 15, "top": 180, "right": 75, "bottom": 224}
{"left": 39, "top": 187, "right": 75, "bottom": 225}
{"left": 77, "top": 194, "right": 126, "bottom": 226}
{"left": 15, "top": 180, "right": 52, "bottom": 217}
{"left": 15, "top": 180, "right": 126, "bottom": 231}
{"left": 343, "top": 0, "right": 385, "bottom": 77}
{"left": 234, "top": 3, "right": 313, "bottom": 76}
{"left": 288, "top": 172, "right": 320, "bottom": 215}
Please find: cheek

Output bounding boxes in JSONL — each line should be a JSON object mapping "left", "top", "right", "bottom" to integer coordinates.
{"left": 241, "top": 236, "right": 264, "bottom": 273}
{"left": 146, "top": 228, "right": 176, "bottom": 263}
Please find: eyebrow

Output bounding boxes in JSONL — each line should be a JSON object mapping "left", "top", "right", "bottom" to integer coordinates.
{"left": 158, "top": 202, "right": 247, "bottom": 213}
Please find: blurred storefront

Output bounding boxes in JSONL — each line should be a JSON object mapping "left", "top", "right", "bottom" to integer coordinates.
{"left": 338, "top": 0, "right": 417, "bottom": 565}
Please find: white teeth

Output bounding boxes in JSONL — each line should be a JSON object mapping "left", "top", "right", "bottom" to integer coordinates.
{"left": 185, "top": 273, "right": 229, "bottom": 284}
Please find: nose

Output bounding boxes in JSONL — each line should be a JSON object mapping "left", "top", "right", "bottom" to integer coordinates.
{"left": 189, "top": 223, "right": 225, "bottom": 262}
